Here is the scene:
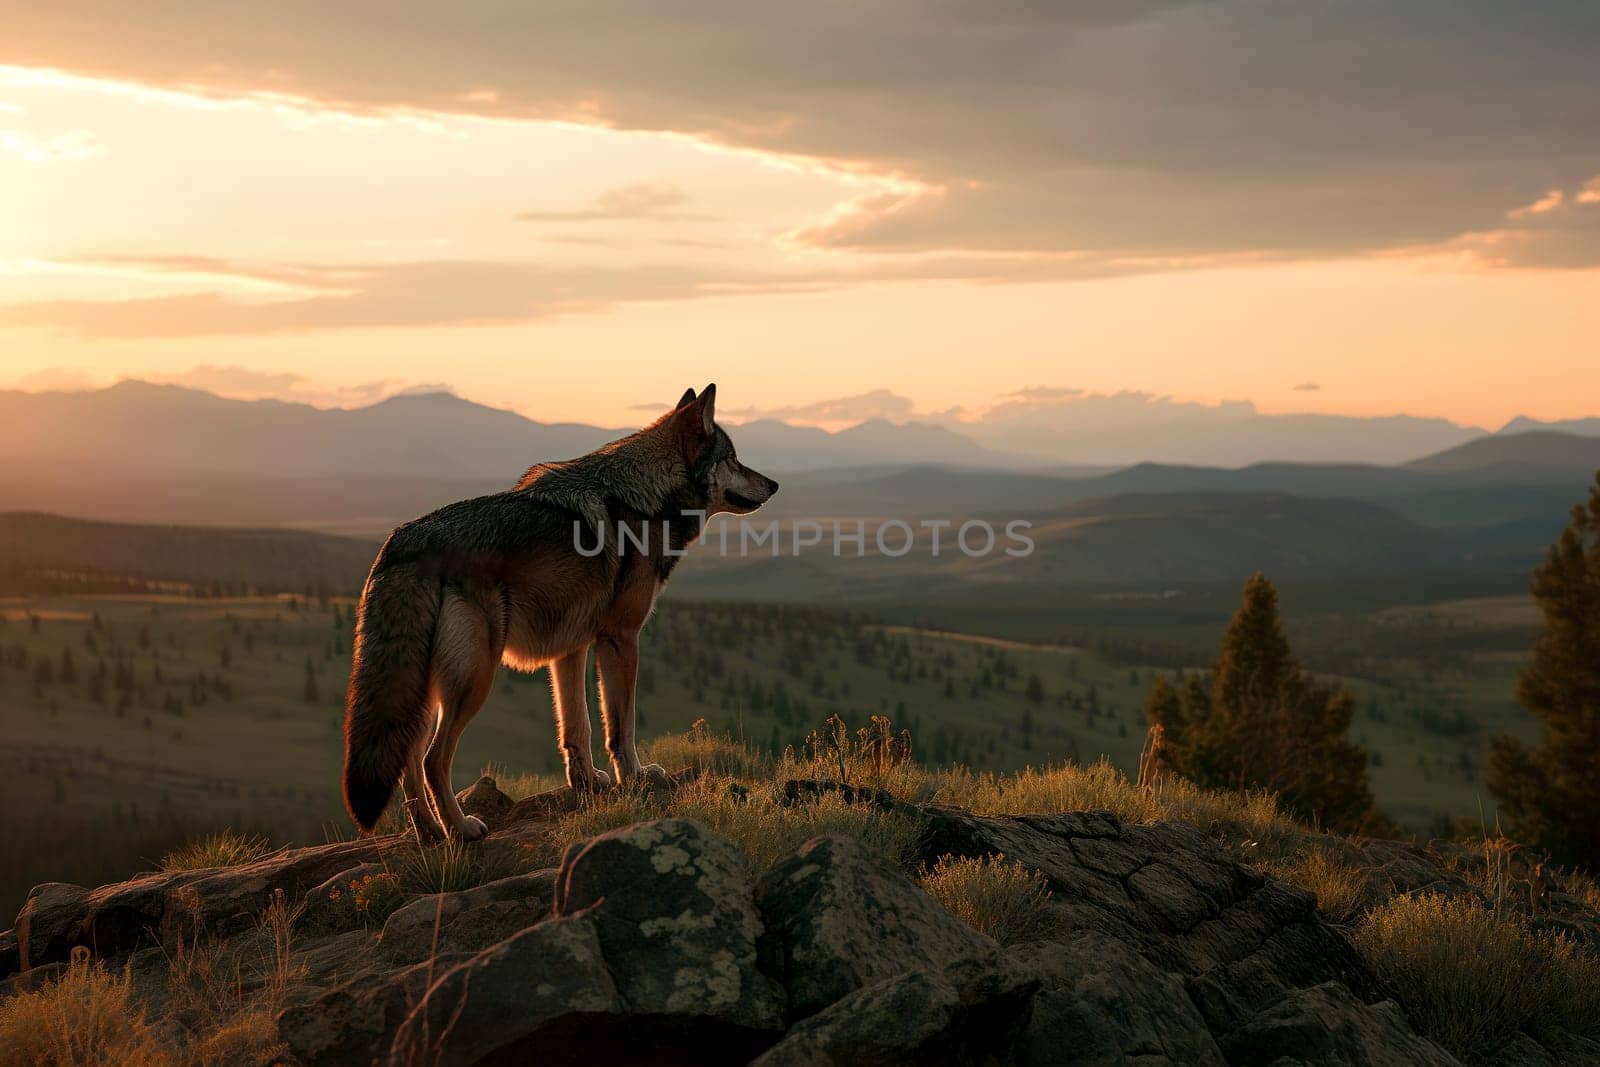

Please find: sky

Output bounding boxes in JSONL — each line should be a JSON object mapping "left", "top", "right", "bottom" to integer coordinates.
{"left": 1, "top": 1, "right": 1598, "bottom": 432}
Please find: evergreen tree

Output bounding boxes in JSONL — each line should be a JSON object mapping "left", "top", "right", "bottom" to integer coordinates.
{"left": 1487, "top": 474, "right": 1600, "bottom": 869}
{"left": 1144, "top": 573, "right": 1376, "bottom": 832}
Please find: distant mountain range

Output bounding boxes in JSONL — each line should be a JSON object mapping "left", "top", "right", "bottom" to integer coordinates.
{"left": 0, "top": 381, "right": 1031, "bottom": 482}
{"left": 0, "top": 383, "right": 1595, "bottom": 556}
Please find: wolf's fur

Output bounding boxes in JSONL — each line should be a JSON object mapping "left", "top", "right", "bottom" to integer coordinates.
{"left": 341, "top": 384, "right": 778, "bottom": 839}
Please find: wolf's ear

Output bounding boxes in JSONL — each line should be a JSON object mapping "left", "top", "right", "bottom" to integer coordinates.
{"left": 696, "top": 383, "right": 717, "bottom": 435}
{"left": 676, "top": 387, "right": 697, "bottom": 410}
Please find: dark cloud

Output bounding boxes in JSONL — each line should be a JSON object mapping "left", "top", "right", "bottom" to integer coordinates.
{"left": 1293, "top": 383, "right": 1321, "bottom": 392}
{"left": 3, "top": 2, "right": 1597, "bottom": 271}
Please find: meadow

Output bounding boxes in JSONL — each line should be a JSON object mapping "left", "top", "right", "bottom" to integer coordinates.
{"left": 0, "top": 583, "right": 1542, "bottom": 919}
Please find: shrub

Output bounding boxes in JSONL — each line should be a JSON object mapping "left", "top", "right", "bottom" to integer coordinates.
{"left": 0, "top": 956, "right": 170, "bottom": 1066}
{"left": 159, "top": 830, "right": 274, "bottom": 873}
{"left": 1355, "top": 894, "right": 1600, "bottom": 1061}
{"left": 348, "top": 871, "right": 407, "bottom": 928}
{"left": 920, "top": 854, "right": 1056, "bottom": 945}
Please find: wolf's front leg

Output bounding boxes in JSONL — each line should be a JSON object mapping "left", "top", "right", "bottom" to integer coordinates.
{"left": 552, "top": 646, "right": 611, "bottom": 791}
{"left": 597, "top": 633, "right": 667, "bottom": 785}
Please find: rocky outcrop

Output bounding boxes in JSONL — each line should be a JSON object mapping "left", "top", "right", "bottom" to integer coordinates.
{"left": 757, "top": 834, "right": 999, "bottom": 1020}
{"left": 8, "top": 774, "right": 1563, "bottom": 1065}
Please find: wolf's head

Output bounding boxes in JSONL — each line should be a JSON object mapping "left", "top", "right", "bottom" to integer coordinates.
{"left": 669, "top": 384, "right": 779, "bottom": 516}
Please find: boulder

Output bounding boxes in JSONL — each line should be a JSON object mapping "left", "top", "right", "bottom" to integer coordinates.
{"left": 14, "top": 882, "right": 90, "bottom": 971}
{"left": 918, "top": 806, "right": 1394, "bottom": 1049}
{"left": 276, "top": 950, "right": 475, "bottom": 1065}
{"left": 388, "top": 915, "right": 619, "bottom": 1066}
{"left": 1220, "top": 981, "right": 1461, "bottom": 1066}
{"left": 756, "top": 833, "right": 999, "bottom": 1021}
{"left": 1011, "top": 934, "right": 1226, "bottom": 1066}
{"left": 555, "top": 818, "right": 784, "bottom": 1034}
{"left": 378, "top": 867, "right": 557, "bottom": 962}
{"left": 455, "top": 776, "right": 516, "bottom": 830}
{"left": 751, "top": 960, "right": 1036, "bottom": 1066}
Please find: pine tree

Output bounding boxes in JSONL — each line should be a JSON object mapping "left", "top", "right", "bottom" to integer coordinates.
{"left": 1144, "top": 573, "right": 1376, "bottom": 832}
{"left": 1487, "top": 473, "right": 1600, "bottom": 870}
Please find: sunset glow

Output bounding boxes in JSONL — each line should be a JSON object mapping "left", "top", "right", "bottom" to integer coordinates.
{"left": 2, "top": 5, "right": 1598, "bottom": 431}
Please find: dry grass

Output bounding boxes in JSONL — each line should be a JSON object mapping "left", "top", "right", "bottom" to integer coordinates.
{"left": 388, "top": 838, "right": 509, "bottom": 895}
{"left": 920, "top": 854, "right": 1057, "bottom": 945}
{"left": 928, "top": 757, "right": 1298, "bottom": 859}
{"left": 642, "top": 722, "right": 773, "bottom": 780}
{"left": 671, "top": 774, "right": 925, "bottom": 873}
{"left": 157, "top": 889, "right": 301, "bottom": 1064}
{"left": 546, "top": 770, "right": 926, "bottom": 875}
{"left": 1355, "top": 894, "right": 1600, "bottom": 1062}
{"left": 0, "top": 956, "right": 171, "bottom": 1066}
{"left": 158, "top": 830, "right": 274, "bottom": 873}
{"left": 1264, "top": 847, "right": 1372, "bottom": 924}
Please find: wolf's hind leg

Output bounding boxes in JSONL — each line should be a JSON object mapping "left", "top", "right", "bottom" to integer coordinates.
{"left": 403, "top": 743, "right": 446, "bottom": 842}
{"left": 424, "top": 594, "right": 501, "bottom": 841}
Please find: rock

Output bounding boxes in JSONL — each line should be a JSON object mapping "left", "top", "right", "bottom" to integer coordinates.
{"left": 751, "top": 960, "right": 1036, "bottom": 1067}
{"left": 756, "top": 833, "right": 999, "bottom": 1021}
{"left": 917, "top": 806, "right": 1393, "bottom": 1051}
{"left": 555, "top": 818, "right": 784, "bottom": 1034}
{"left": 388, "top": 915, "right": 619, "bottom": 1066}
{"left": 1220, "top": 981, "right": 1461, "bottom": 1066}
{"left": 1349, "top": 838, "right": 1479, "bottom": 901}
{"left": 276, "top": 950, "right": 475, "bottom": 1066}
{"left": 455, "top": 776, "right": 515, "bottom": 830}
{"left": 0, "top": 961, "right": 67, "bottom": 997}
{"left": 1011, "top": 934, "right": 1226, "bottom": 1065}
{"left": 378, "top": 868, "right": 557, "bottom": 962}
{"left": 16, "top": 838, "right": 388, "bottom": 969}
{"left": 15, "top": 882, "right": 90, "bottom": 971}
{"left": 504, "top": 785, "right": 586, "bottom": 824}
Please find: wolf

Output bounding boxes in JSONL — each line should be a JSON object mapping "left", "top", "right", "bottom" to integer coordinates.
{"left": 341, "top": 384, "right": 778, "bottom": 840}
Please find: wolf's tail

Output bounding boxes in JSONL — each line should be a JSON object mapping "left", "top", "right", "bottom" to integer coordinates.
{"left": 342, "top": 553, "right": 442, "bottom": 833}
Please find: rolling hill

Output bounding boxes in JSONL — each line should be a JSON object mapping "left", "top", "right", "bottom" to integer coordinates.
{"left": 0, "top": 511, "right": 378, "bottom": 594}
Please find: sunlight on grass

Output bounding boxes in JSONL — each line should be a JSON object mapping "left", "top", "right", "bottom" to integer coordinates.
{"left": 159, "top": 830, "right": 274, "bottom": 873}
{"left": 1355, "top": 894, "right": 1600, "bottom": 1062}
{"left": 920, "top": 853, "right": 1057, "bottom": 945}
{"left": 0, "top": 957, "right": 170, "bottom": 1066}
{"left": 1263, "top": 847, "right": 1372, "bottom": 924}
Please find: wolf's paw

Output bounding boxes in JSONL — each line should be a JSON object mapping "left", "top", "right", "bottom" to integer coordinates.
{"left": 453, "top": 815, "right": 488, "bottom": 841}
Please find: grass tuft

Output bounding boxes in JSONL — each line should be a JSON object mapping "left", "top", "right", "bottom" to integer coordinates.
{"left": 0, "top": 956, "right": 171, "bottom": 1066}
{"left": 920, "top": 853, "right": 1057, "bottom": 945}
{"left": 159, "top": 830, "right": 274, "bottom": 873}
{"left": 1264, "top": 847, "right": 1372, "bottom": 924}
{"left": 388, "top": 838, "right": 508, "bottom": 895}
{"left": 1355, "top": 893, "right": 1600, "bottom": 1062}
